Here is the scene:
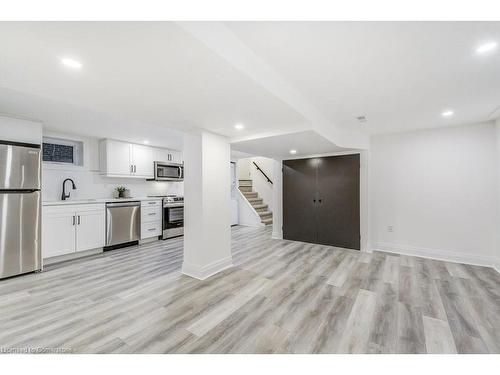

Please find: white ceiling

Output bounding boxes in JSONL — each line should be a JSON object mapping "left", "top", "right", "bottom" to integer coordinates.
{"left": 231, "top": 130, "right": 347, "bottom": 159}
{"left": 0, "top": 86, "right": 184, "bottom": 150}
{"left": 225, "top": 21, "right": 500, "bottom": 134}
{"left": 0, "top": 21, "right": 499, "bottom": 154}
{"left": 0, "top": 22, "right": 307, "bottom": 141}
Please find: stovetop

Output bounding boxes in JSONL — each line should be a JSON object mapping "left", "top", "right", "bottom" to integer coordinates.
{"left": 148, "top": 195, "right": 184, "bottom": 203}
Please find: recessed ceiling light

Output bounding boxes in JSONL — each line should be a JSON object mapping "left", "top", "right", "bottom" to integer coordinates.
{"left": 61, "top": 57, "right": 82, "bottom": 70}
{"left": 476, "top": 41, "right": 498, "bottom": 54}
{"left": 234, "top": 123, "right": 244, "bottom": 130}
{"left": 441, "top": 110, "right": 454, "bottom": 118}
{"left": 289, "top": 149, "right": 297, "bottom": 155}
{"left": 143, "top": 140, "right": 149, "bottom": 145}
{"left": 356, "top": 116, "right": 367, "bottom": 123}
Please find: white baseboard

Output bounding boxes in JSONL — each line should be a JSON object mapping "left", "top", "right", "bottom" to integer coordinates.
{"left": 182, "top": 256, "right": 234, "bottom": 280}
{"left": 238, "top": 221, "right": 265, "bottom": 228}
{"left": 43, "top": 247, "right": 103, "bottom": 266}
{"left": 374, "top": 242, "right": 500, "bottom": 273}
{"left": 272, "top": 230, "right": 283, "bottom": 239}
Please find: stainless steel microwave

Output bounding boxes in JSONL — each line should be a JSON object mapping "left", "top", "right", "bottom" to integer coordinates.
{"left": 154, "top": 161, "right": 184, "bottom": 181}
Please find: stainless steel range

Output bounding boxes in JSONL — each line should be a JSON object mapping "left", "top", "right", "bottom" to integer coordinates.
{"left": 148, "top": 195, "right": 184, "bottom": 239}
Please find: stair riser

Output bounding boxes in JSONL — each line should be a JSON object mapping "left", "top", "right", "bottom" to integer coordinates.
{"left": 239, "top": 186, "right": 253, "bottom": 192}
{"left": 238, "top": 180, "right": 252, "bottom": 187}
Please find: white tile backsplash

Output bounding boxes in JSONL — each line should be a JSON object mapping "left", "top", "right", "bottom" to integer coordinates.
{"left": 42, "top": 167, "right": 183, "bottom": 201}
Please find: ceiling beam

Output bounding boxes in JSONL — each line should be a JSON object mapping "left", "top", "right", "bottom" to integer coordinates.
{"left": 176, "top": 21, "right": 369, "bottom": 149}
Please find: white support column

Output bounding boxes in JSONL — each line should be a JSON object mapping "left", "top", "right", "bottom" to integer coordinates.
{"left": 272, "top": 159, "right": 283, "bottom": 239}
{"left": 182, "top": 129, "right": 233, "bottom": 280}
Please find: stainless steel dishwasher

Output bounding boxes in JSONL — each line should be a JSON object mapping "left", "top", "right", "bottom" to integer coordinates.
{"left": 105, "top": 201, "right": 141, "bottom": 249}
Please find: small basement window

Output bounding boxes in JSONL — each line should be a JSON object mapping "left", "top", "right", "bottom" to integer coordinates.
{"left": 42, "top": 137, "right": 84, "bottom": 166}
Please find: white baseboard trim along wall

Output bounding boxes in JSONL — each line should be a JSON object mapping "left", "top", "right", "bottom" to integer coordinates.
{"left": 182, "top": 256, "right": 234, "bottom": 280}
{"left": 374, "top": 242, "right": 500, "bottom": 273}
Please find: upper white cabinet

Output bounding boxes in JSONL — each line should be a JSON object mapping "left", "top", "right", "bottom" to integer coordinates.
{"left": 101, "top": 139, "right": 132, "bottom": 176}
{"left": 100, "top": 139, "right": 182, "bottom": 178}
{"left": 154, "top": 148, "right": 182, "bottom": 164}
{"left": 131, "top": 144, "right": 155, "bottom": 177}
{"left": 170, "top": 150, "right": 183, "bottom": 164}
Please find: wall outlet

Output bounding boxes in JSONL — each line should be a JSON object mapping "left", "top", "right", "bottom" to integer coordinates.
{"left": 387, "top": 225, "right": 394, "bottom": 233}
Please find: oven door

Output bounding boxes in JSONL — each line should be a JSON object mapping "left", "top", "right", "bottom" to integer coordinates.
{"left": 163, "top": 205, "right": 184, "bottom": 238}
{"left": 155, "top": 162, "right": 183, "bottom": 181}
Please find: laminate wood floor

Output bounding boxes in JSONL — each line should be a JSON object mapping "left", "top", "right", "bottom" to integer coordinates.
{"left": 1, "top": 226, "right": 499, "bottom": 354}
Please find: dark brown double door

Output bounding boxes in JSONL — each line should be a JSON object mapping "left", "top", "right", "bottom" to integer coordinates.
{"left": 283, "top": 154, "right": 360, "bottom": 250}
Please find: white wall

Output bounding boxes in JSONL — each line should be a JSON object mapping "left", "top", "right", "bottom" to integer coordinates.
{"left": 236, "top": 158, "right": 251, "bottom": 180}
{"left": 42, "top": 131, "right": 182, "bottom": 201}
{"left": 0, "top": 115, "right": 42, "bottom": 144}
{"left": 370, "top": 121, "right": 499, "bottom": 269}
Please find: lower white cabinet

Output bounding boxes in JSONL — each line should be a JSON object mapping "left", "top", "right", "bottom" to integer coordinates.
{"left": 75, "top": 209, "right": 106, "bottom": 252}
{"left": 43, "top": 204, "right": 105, "bottom": 258}
{"left": 42, "top": 210, "right": 76, "bottom": 257}
{"left": 141, "top": 200, "right": 162, "bottom": 239}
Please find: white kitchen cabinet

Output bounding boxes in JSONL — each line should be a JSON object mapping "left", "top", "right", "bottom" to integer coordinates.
{"left": 131, "top": 144, "right": 154, "bottom": 178}
{"left": 170, "top": 150, "right": 183, "bottom": 164}
{"left": 42, "top": 204, "right": 105, "bottom": 259}
{"left": 75, "top": 209, "right": 105, "bottom": 252}
{"left": 140, "top": 200, "right": 162, "bottom": 239}
{"left": 100, "top": 139, "right": 177, "bottom": 178}
{"left": 100, "top": 139, "right": 132, "bottom": 176}
{"left": 154, "top": 148, "right": 170, "bottom": 163}
{"left": 42, "top": 210, "right": 76, "bottom": 257}
{"left": 154, "top": 148, "right": 183, "bottom": 164}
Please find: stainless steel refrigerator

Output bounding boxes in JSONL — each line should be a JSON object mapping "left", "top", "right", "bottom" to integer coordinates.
{"left": 0, "top": 141, "right": 42, "bottom": 279}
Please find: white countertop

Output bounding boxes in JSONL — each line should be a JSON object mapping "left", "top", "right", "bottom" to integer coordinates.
{"left": 42, "top": 197, "right": 162, "bottom": 206}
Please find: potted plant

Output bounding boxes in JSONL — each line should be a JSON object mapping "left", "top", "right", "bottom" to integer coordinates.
{"left": 116, "top": 186, "right": 129, "bottom": 198}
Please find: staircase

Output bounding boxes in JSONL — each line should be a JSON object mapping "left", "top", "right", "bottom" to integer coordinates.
{"left": 238, "top": 179, "right": 273, "bottom": 226}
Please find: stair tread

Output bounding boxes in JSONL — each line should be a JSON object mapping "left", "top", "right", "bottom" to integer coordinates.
{"left": 258, "top": 211, "right": 272, "bottom": 215}
{"left": 253, "top": 204, "right": 268, "bottom": 209}
{"left": 261, "top": 218, "right": 273, "bottom": 225}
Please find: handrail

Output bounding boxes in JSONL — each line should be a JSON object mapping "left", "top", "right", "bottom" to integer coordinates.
{"left": 252, "top": 162, "right": 273, "bottom": 185}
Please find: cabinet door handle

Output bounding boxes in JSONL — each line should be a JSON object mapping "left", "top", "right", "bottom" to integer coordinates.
{"left": 148, "top": 228, "right": 156, "bottom": 231}
{"left": 148, "top": 213, "right": 156, "bottom": 216}
{"left": 134, "top": 165, "right": 137, "bottom": 173}
{"left": 78, "top": 215, "right": 81, "bottom": 225}
{"left": 148, "top": 201, "right": 156, "bottom": 205}
{"left": 130, "top": 165, "right": 133, "bottom": 173}
{"left": 72, "top": 215, "right": 76, "bottom": 226}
